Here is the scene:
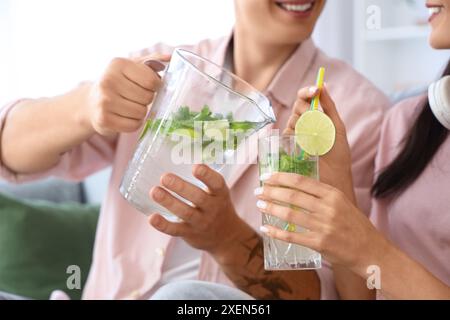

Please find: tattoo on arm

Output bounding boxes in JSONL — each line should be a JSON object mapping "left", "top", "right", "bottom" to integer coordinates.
{"left": 218, "top": 231, "right": 320, "bottom": 300}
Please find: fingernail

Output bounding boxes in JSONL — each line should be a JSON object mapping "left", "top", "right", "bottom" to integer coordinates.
{"left": 144, "top": 60, "right": 166, "bottom": 72}
{"left": 151, "top": 215, "right": 163, "bottom": 228}
{"left": 195, "top": 165, "right": 207, "bottom": 177}
{"left": 260, "top": 226, "right": 269, "bottom": 233}
{"left": 309, "top": 86, "right": 318, "bottom": 94}
{"left": 162, "top": 174, "right": 175, "bottom": 187}
{"left": 256, "top": 200, "right": 267, "bottom": 209}
{"left": 254, "top": 187, "right": 263, "bottom": 196}
{"left": 151, "top": 188, "right": 164, "bottom": 201}
{"left": 260, "top": 173, "right": 272, "bottom": 181}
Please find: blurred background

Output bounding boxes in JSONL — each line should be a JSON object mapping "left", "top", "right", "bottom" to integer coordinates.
{"left": 0, "top": 0, "right": 449, "bottom": 203}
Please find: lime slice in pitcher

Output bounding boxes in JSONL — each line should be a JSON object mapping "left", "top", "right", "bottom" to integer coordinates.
{"left": 203, "top": 119, "right": 230, "bottom": 142}
{"left": 171, "top": 128, "right": 201, "bottom": 140}
{"left": 295, "top": 110, "right": 336, "bottom": 156}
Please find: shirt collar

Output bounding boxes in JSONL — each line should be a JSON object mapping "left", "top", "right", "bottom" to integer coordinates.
{"left": 266, "top": 37, "right": 318, "bottom": 108}
{"left": 209, "top": 32, "right": 234, "bottom": 67}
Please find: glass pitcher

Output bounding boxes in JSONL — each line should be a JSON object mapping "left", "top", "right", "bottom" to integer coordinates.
{"left": 120, "top": 49, "right": 276, "bottom": 220}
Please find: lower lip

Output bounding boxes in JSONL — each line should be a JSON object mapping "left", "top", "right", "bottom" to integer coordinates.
{"left": 276, "top": 2, "right": 315, "bottom": 19}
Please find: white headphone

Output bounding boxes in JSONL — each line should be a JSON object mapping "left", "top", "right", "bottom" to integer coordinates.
{"left": 428, "top": 75, "right": 450, "bottom": 130}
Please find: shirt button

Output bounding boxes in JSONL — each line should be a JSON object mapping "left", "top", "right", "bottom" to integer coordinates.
{"left": 155, "top": 247, "right": 165, "bottom": 257}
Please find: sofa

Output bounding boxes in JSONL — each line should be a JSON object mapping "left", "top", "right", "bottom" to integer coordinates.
{"left": 0, "top": 170, "right": 110, "bottom": 300}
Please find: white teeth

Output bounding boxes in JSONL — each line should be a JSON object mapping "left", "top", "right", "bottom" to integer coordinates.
{"left": 429, "top": 7, "right": 442, "bottom": 16}
{"left": 281, "top": 3, "right": 313, "bottom": 12}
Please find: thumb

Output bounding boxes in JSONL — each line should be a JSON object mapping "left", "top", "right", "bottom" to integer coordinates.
{"left": 134, "top": 53, "right": 172, "bottom": 72}
{"left": 144, "top": 60, "right": 167, "bottom": 73}
{"left": 135, "top": 53, "right": 172, "bottom": 63}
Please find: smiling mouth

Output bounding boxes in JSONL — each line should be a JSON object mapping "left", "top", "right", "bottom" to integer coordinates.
{"left": 429, "top": 6, "right": 443, "bottom": 15}
{"left": 427, "top": 2, "right": 444, "bottom": 22}
{"left": 275, "top": 1, "right": 315, "bottom": 14}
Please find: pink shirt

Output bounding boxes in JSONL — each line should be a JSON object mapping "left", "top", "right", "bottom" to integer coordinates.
{"left": 370, "top": 96, "right": 450, "bottom": 288}
{"left": 0, "top": 36, "right": 390, "bottom": 299}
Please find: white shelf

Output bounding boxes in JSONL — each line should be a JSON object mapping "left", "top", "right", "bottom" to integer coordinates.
{"left": 364, "top": 25, "right": 430, "bottom": 42}
{"left": 351, "top": 0, "right": 447, "bottom": 95}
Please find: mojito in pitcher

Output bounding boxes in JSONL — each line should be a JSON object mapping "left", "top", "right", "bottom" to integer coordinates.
{"left": 120, "top": 49, "right": 276, "bottom": 221}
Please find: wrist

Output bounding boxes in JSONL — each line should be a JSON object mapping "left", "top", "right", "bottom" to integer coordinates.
{"left": 334, "top": 167, "right": 356, "bottom": 202}
{"left": 352, "top": 230, "right": 394, "bottom": 278}
{"left": 209, "top": 217, "right": 256, "bottom": 263}
{"left": 72, "top": 82, "right": 96, "bottom": 137}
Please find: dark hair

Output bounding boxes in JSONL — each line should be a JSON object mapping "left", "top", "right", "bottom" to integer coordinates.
{"left": 372, "top": 60, "right": 450, "bottom": 199}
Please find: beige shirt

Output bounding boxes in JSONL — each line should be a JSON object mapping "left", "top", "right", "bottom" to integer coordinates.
{"left": 0, "top": 36, "right": 390, "bottom": 299}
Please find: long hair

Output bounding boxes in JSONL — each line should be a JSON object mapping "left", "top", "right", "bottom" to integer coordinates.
{"left": 372, "top": 60, "right": 450, "bottom": 198}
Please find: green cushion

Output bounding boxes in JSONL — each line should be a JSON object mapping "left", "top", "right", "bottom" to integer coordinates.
{"left": 0, "top": 193, "right": 99, "bottom": 300}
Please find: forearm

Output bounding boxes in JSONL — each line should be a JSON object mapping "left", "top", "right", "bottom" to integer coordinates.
{"left": 1, "top": 82, "right": 96, "bottom": 174}
{"left": 333, "top": 266, "right": 375, "bottom": 300}
{"left": 331, "top": 171, "right": 376, "bottom": 299}
{"left": 352, "top": 239, "right": 450, "bottom": 299}
{"left": 335, "top": 174, "right": 449, "bottom": 299}
{"left": 211, "top": 220, "right": 320, "bottom": 300}
{"left": 331, "top": 171, "right": 374, "bottom": 300}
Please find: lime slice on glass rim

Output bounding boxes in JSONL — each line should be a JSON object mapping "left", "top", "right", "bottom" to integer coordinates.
{"left": 294, "top": 110, "right": 336, "bottom": 156}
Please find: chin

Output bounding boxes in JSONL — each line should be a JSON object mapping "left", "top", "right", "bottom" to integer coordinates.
{"left": 429, "top": 34, "right": 450, "bottom": 49}
{"left": 277, "top": 27, "right": 315, "bottom": 45}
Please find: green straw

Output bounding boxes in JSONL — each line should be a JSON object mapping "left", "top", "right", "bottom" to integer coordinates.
{"left": 299, "top": 67, "right": 326, "bottom": 160}
{"left": 284, "top": 68, "right": 326, "bottom": 233}
{"left": 310, "top": 67, "right": 325, "bottom": 111}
